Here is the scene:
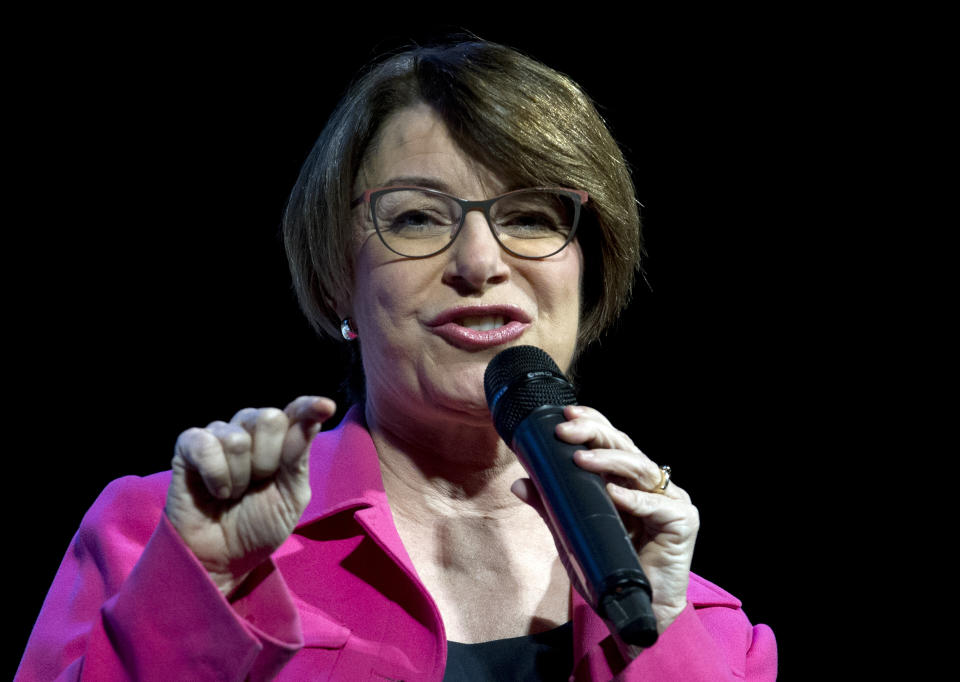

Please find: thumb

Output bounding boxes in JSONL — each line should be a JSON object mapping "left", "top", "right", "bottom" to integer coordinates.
{"left": 511, "top": 477, "right": 545, "bottom": 514}
{"left": 280, "top": 396, "right": 337, "bottom": 470}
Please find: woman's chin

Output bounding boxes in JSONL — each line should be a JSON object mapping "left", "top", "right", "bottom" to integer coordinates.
{"left": 368, "top": 362, "right": 498, "bottom": 427}
{"left": 423, "top": 375, "right": 494, "bottom": 422}
{"left": 437, "top": 389, "right": 493, "bottom": 421}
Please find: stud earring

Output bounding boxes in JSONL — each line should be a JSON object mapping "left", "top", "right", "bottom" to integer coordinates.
{"left": 340, "top": 317, "right": 358, "bottom": 340}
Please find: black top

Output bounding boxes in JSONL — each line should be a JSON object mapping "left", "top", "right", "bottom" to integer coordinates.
{"left": 442, "top": 621, "right": 574, "bottom": 681}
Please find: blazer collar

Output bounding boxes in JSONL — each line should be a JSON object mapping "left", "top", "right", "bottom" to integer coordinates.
{"left": 298, "top": 404, "right": 387, "bottom": 525}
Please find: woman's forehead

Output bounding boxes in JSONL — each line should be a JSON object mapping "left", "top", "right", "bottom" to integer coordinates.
{"left": 376, "top": 103, "right": 448, "bottom": 151}
{"left": 358, "top": 104, "right": 507, "bottom": 198}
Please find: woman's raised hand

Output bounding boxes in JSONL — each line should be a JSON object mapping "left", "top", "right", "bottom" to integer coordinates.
{"left": 511, "top": 404, "right": 699, "bottom": 635}
{"left": 165, "top": 396, "right": 336, "bottom": 596}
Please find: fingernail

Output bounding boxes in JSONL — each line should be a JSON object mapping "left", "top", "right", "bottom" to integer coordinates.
{"left": 576, "top": 450, "right": 594, "bottom": 460}
{"left": 216, "top": 486, "right": 231, "bottom": 499}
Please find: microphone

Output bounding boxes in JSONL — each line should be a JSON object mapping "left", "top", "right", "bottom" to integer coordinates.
{"left": 484, "top": 345, "right": 658, "bottom": 647}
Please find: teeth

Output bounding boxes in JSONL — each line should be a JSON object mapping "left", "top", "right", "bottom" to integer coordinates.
{"left": 458, "top": 315, "right": 506, "bottom": 331}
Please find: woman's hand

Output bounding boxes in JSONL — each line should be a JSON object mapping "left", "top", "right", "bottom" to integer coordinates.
{"left": 165, "top": 396, "right": 336, "bottom": 596}
{"left": 511, "top": 404, "right": 698, "bottom": 635}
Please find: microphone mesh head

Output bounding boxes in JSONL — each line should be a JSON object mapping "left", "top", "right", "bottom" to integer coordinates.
{"left": 484, "top": 346, "right": 577, "bottom": 443}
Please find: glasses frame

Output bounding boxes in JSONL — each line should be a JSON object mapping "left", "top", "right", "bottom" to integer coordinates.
{"left": 350, "top": 186, "right": 589, "bottom": 259}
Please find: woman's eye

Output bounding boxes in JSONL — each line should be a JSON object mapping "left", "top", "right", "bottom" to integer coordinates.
{"left": 386, "top": 211, "right": 440, "bottom": 231}
{"left": 500, "top": 212, "right": 565, "bottom": 236}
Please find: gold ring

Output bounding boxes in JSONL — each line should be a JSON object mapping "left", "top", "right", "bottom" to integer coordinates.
{"left": 656, "top": 465, "right": 672, "bottom": 493}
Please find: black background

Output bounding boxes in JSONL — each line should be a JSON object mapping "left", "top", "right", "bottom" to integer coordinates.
{"left": 8, "top": 11, "right": 879, "bottom": 679}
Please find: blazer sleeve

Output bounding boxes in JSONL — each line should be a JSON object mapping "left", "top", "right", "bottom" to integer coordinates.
{"left": 15, "top": 475, "right": 303, "bottom": 682}
{"left": 614, "top": 602, "right": 777, "bottom": 681}
{"left": 572, "top": 574, "right": 777, "bottom": 681}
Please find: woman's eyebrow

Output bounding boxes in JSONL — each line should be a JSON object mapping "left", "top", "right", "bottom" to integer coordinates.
{"left": 379, "top": 175, "right": 452, "bottom": 193}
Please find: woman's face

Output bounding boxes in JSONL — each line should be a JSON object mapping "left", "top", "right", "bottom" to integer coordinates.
{"left": 349, "top": 103, "right": 583, "bottom": 426}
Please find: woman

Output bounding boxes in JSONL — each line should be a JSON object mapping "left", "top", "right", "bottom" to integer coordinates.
{"left": 18, "top": 40, "right": 776, "bottom": 680}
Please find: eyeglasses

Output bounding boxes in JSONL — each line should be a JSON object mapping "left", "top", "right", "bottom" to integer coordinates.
{"left": 350, "top": 186, "right": 588, "bottom": 259}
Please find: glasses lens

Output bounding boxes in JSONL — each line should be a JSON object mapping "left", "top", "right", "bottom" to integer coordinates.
{"left": 490, "top": 189, "right": 580, "bottom": 258}
{"left": 372, "top": 189, "right": 461, "bottom": 257}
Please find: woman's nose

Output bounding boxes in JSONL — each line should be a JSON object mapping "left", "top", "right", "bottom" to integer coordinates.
{"left": 442, "top": 210, "right": 510, "bottom": 293}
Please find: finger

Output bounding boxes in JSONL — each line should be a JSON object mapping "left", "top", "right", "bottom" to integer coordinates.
{"left": 232, "top": 407, "right": 289, "bottom": 479}
{"left": 174, "top": 427, "right": 233, "bottom": 500}
{"left": 206, "top": 420, "right": 252, "bottom": 498}
{"left": 555, "top": 407, "right": 639, "bottom": 452}
{"left": 565, "top": 404, "right": 614, "bottom": 424}
{"left": 573, "top": 448, "right": 663, "bottom": 491}
{"left": 580, "top": 451, "right": 690, "bottom": 502}
{"left": 281, "top": 396, "right": 337, "bottom": 468}
{"left": 606, "top": 483, "right": 700, "bottom": 536}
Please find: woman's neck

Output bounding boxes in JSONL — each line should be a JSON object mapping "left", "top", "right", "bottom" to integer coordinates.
{"left": 364, "top": 398, "right": 571, "bottom": 643}
{"left": 365, "top": 398, "right": 530, "bottom": 521}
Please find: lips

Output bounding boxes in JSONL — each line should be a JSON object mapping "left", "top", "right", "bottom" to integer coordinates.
{"left": 426, "top": 305, "right": 531, "bottom": 350}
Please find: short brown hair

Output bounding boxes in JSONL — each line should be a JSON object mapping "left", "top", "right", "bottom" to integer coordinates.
{"left": 283, "top": 39, "right": 642, "bottom": 369}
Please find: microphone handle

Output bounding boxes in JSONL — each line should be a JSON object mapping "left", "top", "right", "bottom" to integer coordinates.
{"left": 511, "top": 405, "right": 659, "bottom": 647}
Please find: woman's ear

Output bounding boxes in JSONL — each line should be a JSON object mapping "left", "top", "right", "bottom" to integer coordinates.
{"left": 329, "top": 291, "right": 352, "bottom": 324}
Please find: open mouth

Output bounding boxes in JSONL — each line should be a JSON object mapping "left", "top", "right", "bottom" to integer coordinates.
{"left": 456, "top": 315, "right": 507, "bottom": 331}
{"left": 427, "top": 307, "right": 530, "bottom": 349}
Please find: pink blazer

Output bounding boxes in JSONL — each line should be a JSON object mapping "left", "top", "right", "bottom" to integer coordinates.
{"left": 17, "top": 406, "right": 776, "bottom": 680}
